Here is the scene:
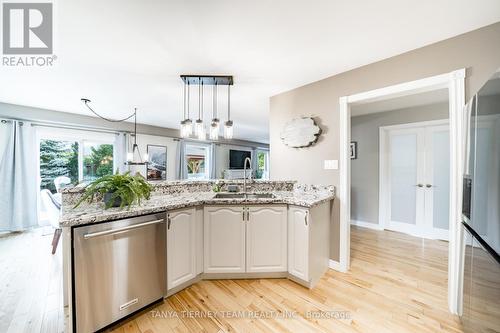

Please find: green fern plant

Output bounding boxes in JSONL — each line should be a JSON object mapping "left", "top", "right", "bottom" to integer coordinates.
{"left": 74, "top": 171, "right": 153, "bottom": 209}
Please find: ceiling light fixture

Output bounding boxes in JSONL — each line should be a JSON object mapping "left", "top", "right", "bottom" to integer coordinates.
{"left": 81, "top": 98, "right": 148, "bottom": 166}
{"left": 210, "top": 83, "right": 220, "bottom": 140}
{"left": 224, "top": 84, "right": 233, "bottom": 140}
{"left": 180, "top": 81, "right": 192, "bottom": 138}
{"left": 180, "top": 75, "right": 233, "bottom": 141}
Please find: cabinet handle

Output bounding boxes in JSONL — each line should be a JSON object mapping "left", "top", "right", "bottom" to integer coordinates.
{"left": 84, "top": 219, "right": 165, "bottom": 239}
{"left": 426, "top": 184, "right": 433, "bottom": 188}
{"left": 167, "top": 215, "right": 171, "bottom": 230}
{"left": 246, "top": 209, "right": 250, "bottom": 221}
{"left": 304, "top": 212, "right": 308, "bottom": 226}
{"left": 242, "top": 210, "right": 245, "bottom": 221}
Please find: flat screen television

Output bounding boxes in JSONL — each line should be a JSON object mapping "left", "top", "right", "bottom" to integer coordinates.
{"left": 229, "top": 150, "right": 251, "bottom": 169}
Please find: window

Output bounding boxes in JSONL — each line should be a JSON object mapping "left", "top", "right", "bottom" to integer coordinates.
{"left": 255, "top": 150, "right": 269, "bottom": 179}
{"left": 185, "top": 144, "right": 209, "bottom": 179}
{"left": 82, "top": 142, "right": 114, "bottom": 182}
{"left": 39, "top": 139, "right": 79, "bottom": 192}
{"left": 38, "top": 129, "right": 115, "bottom": 191}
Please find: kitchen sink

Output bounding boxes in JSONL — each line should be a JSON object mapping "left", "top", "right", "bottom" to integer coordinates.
{"left": 213, "top": 193, "right": 276, "bottom": 199}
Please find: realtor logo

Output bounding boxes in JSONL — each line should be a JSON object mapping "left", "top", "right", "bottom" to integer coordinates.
{"left": 2, "top": 2, "right": 53, "bottom": 54}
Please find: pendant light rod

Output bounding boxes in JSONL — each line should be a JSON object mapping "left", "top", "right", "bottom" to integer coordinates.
{"left": 187, "top": 82, "right": 190, "bottom": 119}
{"left": 198, "top": 78, "right": 202, "bottom": 120}
{"left": 183, "top": 82, "right": 186, "bottom": 120}
{"left": 227, "top": 84, "right": 230, "bottom": 120}
{"left": 133, "top": 108, "right": 137, "bottom": 145}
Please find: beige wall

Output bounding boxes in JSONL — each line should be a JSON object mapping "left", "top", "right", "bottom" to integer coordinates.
{"left": 270, "top": 22, "right": 500, "bottom": 261}
{"left": 351, "top": 102, "right": 448, "bottom": 225}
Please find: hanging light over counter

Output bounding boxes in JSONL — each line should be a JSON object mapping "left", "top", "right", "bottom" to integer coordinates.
{"left": 224, "top": 84, "right": 233, "bottom": 139}
{"left": 180, "top": 75, "right": 233, "bottom": 140}
{"left": 80, "top": 99, "right": 148, "bottom": 166}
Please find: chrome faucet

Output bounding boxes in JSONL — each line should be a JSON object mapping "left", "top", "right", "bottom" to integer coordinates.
{"left": 243, "top": 157, "right": 252, "bottom": 196}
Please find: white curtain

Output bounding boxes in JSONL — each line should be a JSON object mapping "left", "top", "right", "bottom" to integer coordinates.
{"left": 175, "top": 139, "right": 187, "bottom": 179}
{"left": 209, "top": 143, "right": 217, "bottom": 179}
{"left": 0, "top": 120, "right": 39, "bottom": 231}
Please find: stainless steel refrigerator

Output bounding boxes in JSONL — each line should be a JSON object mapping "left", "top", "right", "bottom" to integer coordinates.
{"left": 461, "top": 69, "right": 500, "bottom": 333}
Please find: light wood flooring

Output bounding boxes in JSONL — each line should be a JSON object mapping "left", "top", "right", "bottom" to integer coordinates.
{"left": 0, "top": 226, "right": 463, "bottom": 333}
{"left": 0, "top": 228, "right": 66, "bottom": 333}
{"left": 111, "top": 226, "right": 463, "bottom": 333}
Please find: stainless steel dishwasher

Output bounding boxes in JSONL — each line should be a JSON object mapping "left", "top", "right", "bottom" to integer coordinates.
{"left": 73, "top": 212, "right": 166, "bottom": 333}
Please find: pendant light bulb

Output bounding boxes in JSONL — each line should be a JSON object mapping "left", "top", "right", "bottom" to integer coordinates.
{"left": 210, "top": 120, "right": 220, "bottom": 140}
{"left": 184, "top": 119, "right": 192, "bottom": 137}
{"left": 224, "top": 120, "right": 233, "bottom": 140}
{"left": 195, "top": 119, "right": 205, "bottom": 139}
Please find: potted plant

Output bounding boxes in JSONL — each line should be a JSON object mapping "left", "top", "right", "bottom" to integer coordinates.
{"left": 74, "top": 171, "right": 153, "bottom": 209}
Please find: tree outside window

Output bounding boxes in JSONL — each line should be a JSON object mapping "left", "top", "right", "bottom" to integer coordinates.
{"left": 255, "top": 150, "right": 269, "bottom": 179}
{"left": 39, "top": 139, "right": 79, "bottom": 193}
{"left": 83, "top": 143, "right": 114, "bottom": 182}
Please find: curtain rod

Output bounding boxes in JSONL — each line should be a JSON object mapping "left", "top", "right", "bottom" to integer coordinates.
{"left": 0, "top": 117, "right": 268, "bottom": 149}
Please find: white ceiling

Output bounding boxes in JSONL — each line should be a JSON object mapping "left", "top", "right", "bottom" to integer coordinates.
{"left": 351, "top": 89, "right": 449, "bottom": 116}
{"left": 0, "top": 0, "right": 499, "bottom": 143}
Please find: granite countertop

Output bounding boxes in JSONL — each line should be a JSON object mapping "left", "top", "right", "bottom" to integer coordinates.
{"left": 60, "top": 189, "right": 335, "bottom": 227}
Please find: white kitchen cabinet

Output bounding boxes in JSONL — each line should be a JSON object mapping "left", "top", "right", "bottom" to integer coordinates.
{"left": 167, "top": 207, "right": 196, "bottom": 290}
{"left": 288, "top": 203, "right": 331, "bottom": 287}
{"left": 246, "top": 205, "right": 287, "bottom": 272}
{"left": 204, "top": 206, "right": 246, "bottom": 273}
{"left": 288, "top": 206, "right": 309, "bottom": 281}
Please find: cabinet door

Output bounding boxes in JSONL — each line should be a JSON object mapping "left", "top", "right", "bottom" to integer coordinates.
{"left": 288, "top": 206, "right": 309, "bottom": 281}
{"left": 167, "top": 208, "right": 196, "bottom": 290}
{"left": 247, "top": 205, "right": 287, "bottom": 272}
{"left": 204, "top": 206, "right": 245, "bottom": 273}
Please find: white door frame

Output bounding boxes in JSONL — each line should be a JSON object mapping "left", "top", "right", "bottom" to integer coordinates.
{"left": 339, "top": 69, "right": 465, "bottom": 314}
{"left": 379, "top": 119, "right": 450, "bottom": 240}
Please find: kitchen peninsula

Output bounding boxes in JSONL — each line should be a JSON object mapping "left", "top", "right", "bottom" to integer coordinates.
{"left": 61, "top": 180, "right": 335, "bottom": 333}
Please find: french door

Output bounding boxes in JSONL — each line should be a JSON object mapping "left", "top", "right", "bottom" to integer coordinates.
{"left": 381, "top": 122, "right": 450, "bottom": 240}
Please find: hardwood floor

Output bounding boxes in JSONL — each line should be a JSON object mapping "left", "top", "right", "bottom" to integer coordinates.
{"left": 0, "top": 228, "right": 66, "bottom": 333}
{"left": 111, "top": 226, "right": 463, "bottom": 333}
{"left": 0, "top": 226, "right": 462, "bottom": 333}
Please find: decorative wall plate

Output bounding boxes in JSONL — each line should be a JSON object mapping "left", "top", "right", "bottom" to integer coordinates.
{"left": 280, "top": 117, "right": 322, "bottom": 148}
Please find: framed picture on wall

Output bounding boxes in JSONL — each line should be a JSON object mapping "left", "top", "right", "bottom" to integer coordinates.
{"left": 147, "top": 145, "right": 167, "bottom": 180}
{"left": 350, "top": 141, "right": 358, "bottom": 159}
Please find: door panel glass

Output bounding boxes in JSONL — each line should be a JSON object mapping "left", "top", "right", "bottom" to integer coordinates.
{"left": 472, "top": 127, "right": 492, "bottom": 238}
{"left": 432, "top": 130, "right": 450, "bottom": 230}
{"left": 390, "top": 133, "right": 417, "bottom": 225}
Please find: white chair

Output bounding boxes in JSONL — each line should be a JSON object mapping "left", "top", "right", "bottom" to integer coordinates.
{"left": 40, "top": 189, "right": 62, "bottom": 254}
{"left": 54, "top": 176, "right": 71, "bottom": 193}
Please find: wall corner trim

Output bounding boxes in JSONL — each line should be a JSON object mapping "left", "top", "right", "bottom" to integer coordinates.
{"left": 351, "top": 220, "right": 384, "bottom": 230}
{"left": 328, "top": 260, "right": 345, "bottom": 272}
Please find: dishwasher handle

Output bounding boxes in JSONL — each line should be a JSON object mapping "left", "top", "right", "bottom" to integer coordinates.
{"left": 83, "top": 219, "right": 165, "bottom": 239}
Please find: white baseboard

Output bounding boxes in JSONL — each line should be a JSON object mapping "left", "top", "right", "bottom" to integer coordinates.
{"left": 351, "top": 220, "right": 383, "bottom": 230}
{"left": 329, "top": 259, "right": 345, "bottom": 272}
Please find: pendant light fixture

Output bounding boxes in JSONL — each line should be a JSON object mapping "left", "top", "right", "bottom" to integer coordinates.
{"left": 224, "top": 84, "right": 233, "bottom": 139}
{"left": 180, "top": 75, "right": 233, "bottom": 140}
{"left": 80, "top": 99, "right": 148, "bottom": 166}
{"left": 195, "top": 78, "right": 206, "bottom": 140}
{"left": 180, "top": 81, "right": 192, "bottom": 138}
{"left": 210, "top": 83, "right": 220, "bottom": 140}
